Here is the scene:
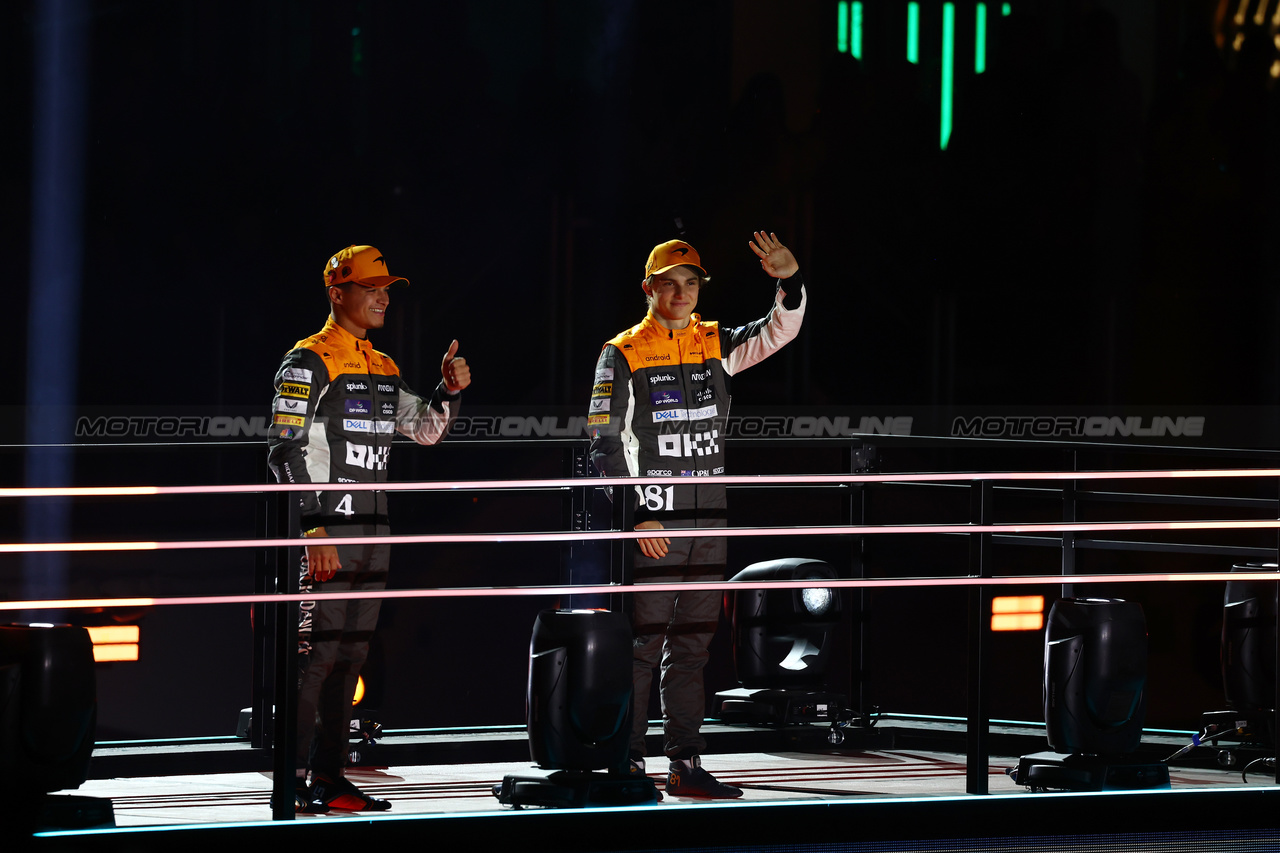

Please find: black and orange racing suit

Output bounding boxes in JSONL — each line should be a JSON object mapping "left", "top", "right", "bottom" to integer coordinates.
{"left": 588, "top": 275, "right": 806, "bottom": 759}
{"left": 267, "top": 316, "right": 458, "bottom": 778}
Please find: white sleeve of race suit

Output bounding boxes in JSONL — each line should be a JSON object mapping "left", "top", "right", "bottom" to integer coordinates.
{"left": 396, "top": 380, "right": 459, "bottom": 445}
{"left": 721, "top": 281, "right": 807, "bottom": 377}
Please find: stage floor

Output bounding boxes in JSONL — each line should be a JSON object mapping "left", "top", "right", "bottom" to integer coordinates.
{"left": 70, "top": 743, "right": 1258, "bottom": 828}
{"left": 32, "top": 720, "right": 1280, "bottom": 853}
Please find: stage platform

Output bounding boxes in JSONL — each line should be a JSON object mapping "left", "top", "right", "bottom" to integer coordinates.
{"left": 21, "top": 716, "right": 1280, "bottom": 852}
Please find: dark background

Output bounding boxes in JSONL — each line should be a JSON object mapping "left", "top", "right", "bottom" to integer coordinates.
{"left": 5, "top": 0, "right": 1280, "bottom": 740}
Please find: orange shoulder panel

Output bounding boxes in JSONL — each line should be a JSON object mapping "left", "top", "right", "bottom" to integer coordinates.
{"left": 695, "top": 319, "right": 722, "bottom": 361}
{"left": 293, "top": 338, "right": 343, "bottom": 381}
{"left": 606, "top": 322, "right": 650, "bottom": 374}
{"left": 607, "top": 318, "right": 724, "bottom": 372}
{"left": 367, "top": 348, "right": 399, "bottom": 378}
{"left": 293, "top": 337, "right": 400, "bottom": 381}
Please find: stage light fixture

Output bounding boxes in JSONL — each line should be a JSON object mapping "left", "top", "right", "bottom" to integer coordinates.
{"left": 802, "top": 586, "right": 833, "bottom": 617}
{"left": 0, "top": 623, "right": 113, "bottom": 829}
{"left": 1198, "top": 562, "right": 1277, "bottom": 766}
{"left": 1220, "top": 566, "right": 1277, "bottom": 715}
{"left": 1010, "top": 598, "right": 1168, "bottom": 792}
{"left": 716, "top": 558, "right": 846, "bottom": 726}
{"left": 495, "top": 609, "right": 657, "bottom": 808}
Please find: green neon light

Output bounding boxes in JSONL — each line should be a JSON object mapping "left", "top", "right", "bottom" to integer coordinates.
{"left": 975, "top": 4, "right": 987, "bottom": 73}
{"left": 852, "top": 2, "right": 863, "bottom": 59}
{"left": 837, "top": 1, "right": 849, "bottom": 53}
{"left": 1002, "top": 2, "right": 1011, "bottom": 14}
{"left": 941, "top": 2, "right": 955, "bottom": 149}
{"left": 907, "top": 2, "right": 920, "bottom": 63}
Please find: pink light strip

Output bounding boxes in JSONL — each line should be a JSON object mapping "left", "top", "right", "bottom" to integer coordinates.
{"left": 2, "top": 570, "right": 1276, "bottom": 612}
{"left": 2, "top": 467, "right": 1280, "bottom": 498}
{"left": 3, "top": 518, "right": 1280, "bottom": 554}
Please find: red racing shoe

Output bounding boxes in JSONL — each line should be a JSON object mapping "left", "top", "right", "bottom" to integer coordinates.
{"left": 310, "top": 774, "right": 392, "bottom": 811}
{"left": 666, "top": 756, "right": 743, "bottom": 799}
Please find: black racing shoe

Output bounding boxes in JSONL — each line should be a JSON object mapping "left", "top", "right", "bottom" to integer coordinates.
{"left": 271, "top": 781, "right": 331, "bottom": 814}
{"left": 311, "top": 774, "right": 392, "bottom": 811}
{"left": 665, "top": 756, "right": 743, "bottom": 799}
{"left": 630, "top": 757, "right": 663, "bottom": 802}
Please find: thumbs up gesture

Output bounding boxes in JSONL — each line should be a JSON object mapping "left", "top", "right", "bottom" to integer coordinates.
{"left": 441, "top": 340, "right": 471, "bottom": 393}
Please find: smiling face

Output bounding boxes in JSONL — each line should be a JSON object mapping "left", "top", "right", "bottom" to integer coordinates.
{"left": 329, "top": 282, "right": 389, "bottom": 338}
{"left": 643, "top": 265, "right": 702, "bottom": 330}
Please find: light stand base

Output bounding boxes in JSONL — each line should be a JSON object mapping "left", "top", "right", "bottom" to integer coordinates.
{"left": 236, "top": 706, "right": 383, "bottom": 765}
{"left": 1199, "top": 708, "right": 1275, "bottom": 745}
{"left": 1198, "top": 708, "right": 1275, "bottom": 768}
{"left": 34, "top": 794, "right": 116, "bottom": 831}
{"left": 493, "top": 768, "right": 658, "bottom": 808}
{"left": 715, "top": 687, "right": 845, "bottom": 725}
{"left": 1010, "top": 751, "right": 1170, "bottom": 792}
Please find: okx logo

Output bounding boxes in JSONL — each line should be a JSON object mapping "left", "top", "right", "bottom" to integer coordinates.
{"left": 657, "top": 429, "right": 720, "bottom": 458}
{"left": 346, "top": 442, "right": 389, "bottom": 470}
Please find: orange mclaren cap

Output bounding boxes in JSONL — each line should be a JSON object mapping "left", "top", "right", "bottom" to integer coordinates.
{"left": 644, "top": 240, "right": 707, "bottom": 279}
{"left": 322, "top": 245, "right": 410, "bottom": 288}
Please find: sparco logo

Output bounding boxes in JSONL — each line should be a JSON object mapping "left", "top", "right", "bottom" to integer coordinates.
{"left": 644, "top": 353, "right": 672, "bottom": 362}
{"left": 649, "top": 373, "right": 676, "bottom": 384}
{"left": 646, "top": 469, "right": 673, "bottom": 476}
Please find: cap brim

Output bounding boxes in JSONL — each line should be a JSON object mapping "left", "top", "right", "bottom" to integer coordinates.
{"left": 648, "top": 262, "right": 707, "bottom": 278}
{"left": 340, "top": 276, "right": 410, "bottom": 288}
